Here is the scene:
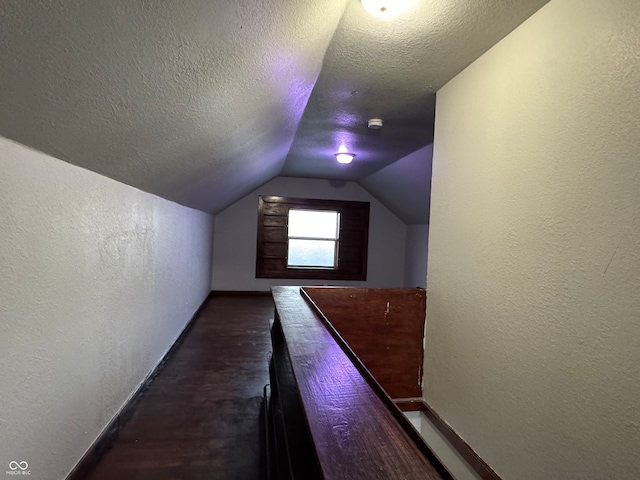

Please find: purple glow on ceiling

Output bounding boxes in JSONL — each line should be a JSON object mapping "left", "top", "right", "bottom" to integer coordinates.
{"left": 334, "top": 112, "right": 360, "bottom": 129}
{"left": 332, "top": 131, "right": 358, "bottom": 157}
{"left": 268, "top": 52, "right": 319, "bottom": 125}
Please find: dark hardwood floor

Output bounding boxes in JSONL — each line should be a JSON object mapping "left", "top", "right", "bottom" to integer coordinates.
{"left": 84, "top": 294, "right": 274, "bottom": 480}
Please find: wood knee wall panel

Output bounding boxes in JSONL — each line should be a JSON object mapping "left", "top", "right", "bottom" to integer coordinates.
{"left": 302, "top": 286, "right": 426, "bottom": 399}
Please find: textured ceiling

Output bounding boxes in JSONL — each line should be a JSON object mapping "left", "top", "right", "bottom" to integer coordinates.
{"left": 360, "top": 144, "right": 433, "bottom": 224}
{"left": 0, "top": 0, "right": 549, "bottom": 218}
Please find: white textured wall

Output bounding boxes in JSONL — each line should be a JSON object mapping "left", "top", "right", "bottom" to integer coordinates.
{"left": 0, "top": 137, "right": 214, "bottom": 480}
{"left": 425, "top": 1, "right": 640, "bottom": 479}
{"left": 404, "top": 224, "right": 429, "bottom": 288}
{"left": 212, "top": 176, "right": 406, "bottom": 290}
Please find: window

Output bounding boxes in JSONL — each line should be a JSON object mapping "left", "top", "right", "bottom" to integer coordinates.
{"left": 256, "top": 196, "right": 369, "bottom": 280}
{"left": 287, "top": 209, "right": 340, "bottom": 268}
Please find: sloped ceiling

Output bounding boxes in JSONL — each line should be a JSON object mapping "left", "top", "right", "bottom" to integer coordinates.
{"left": 360, "top": 144, "right": 433, "bottom": 224}
{"left": 0, "top": 0, "right": 549, "bottom": 217}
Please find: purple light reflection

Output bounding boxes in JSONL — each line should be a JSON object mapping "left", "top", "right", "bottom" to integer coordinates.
{"left": 302, "top": 339, "right": 371, "bottom": 450}
{"left": 312, "top": 340, "right": 367, "bottom": 401}
{"left": 332, "top": 131, "right": 359, "bottom": 162}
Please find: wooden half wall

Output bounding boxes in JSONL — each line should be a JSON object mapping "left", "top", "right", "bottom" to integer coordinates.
{"left": 302, "top": 287, "right": 426, "bottom": 399}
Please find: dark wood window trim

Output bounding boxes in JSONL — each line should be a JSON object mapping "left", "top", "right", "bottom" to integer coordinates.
{"left": 256, "top": 196, "right": 369, "bottom": 281}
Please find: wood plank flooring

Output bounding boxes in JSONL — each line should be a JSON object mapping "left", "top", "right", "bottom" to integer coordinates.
{"left": 84, "top": 294, "right": 274, "bottom": 480}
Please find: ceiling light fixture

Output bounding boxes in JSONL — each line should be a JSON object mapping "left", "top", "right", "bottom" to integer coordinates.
{"left": 361, "top": 0, "right": 410, "bottom": 18}
{"left": 334, "top": 152, "right": 355, "bottom": 164}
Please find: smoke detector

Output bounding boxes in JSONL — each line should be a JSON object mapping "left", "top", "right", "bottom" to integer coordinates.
{"left": 368, "top": 118, "right": 383, "bottom": 129}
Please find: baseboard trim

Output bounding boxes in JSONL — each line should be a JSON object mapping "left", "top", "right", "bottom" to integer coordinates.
{"left": 211, "top": 290, "right": 272, "bottom": 296}
{"left": 66, "top": 291, "right": 214, "bottom": 480}
{"left": 421, "top": 400, "right": 501, "bottom": 480}
{"left": 393, "top": 397, "right": 428, "bottom": 412}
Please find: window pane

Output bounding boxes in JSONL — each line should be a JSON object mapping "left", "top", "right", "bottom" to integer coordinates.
{"left": 288, "top": 239, "right": 336, "bottom": 267}
{"left": 288, "top": 210, "right": 339, "bottom": 239}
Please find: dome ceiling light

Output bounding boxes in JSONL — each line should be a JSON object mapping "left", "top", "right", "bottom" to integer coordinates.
{"left": 334, "top": 144, "right": 355, "bottom": 164}
{"left": 334, "top": 152, "right": 356, "bottom": 164}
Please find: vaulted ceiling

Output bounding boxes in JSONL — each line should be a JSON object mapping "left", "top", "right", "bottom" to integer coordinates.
{"left": 0, "top": 0, "right": 549, "bottom": 223}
